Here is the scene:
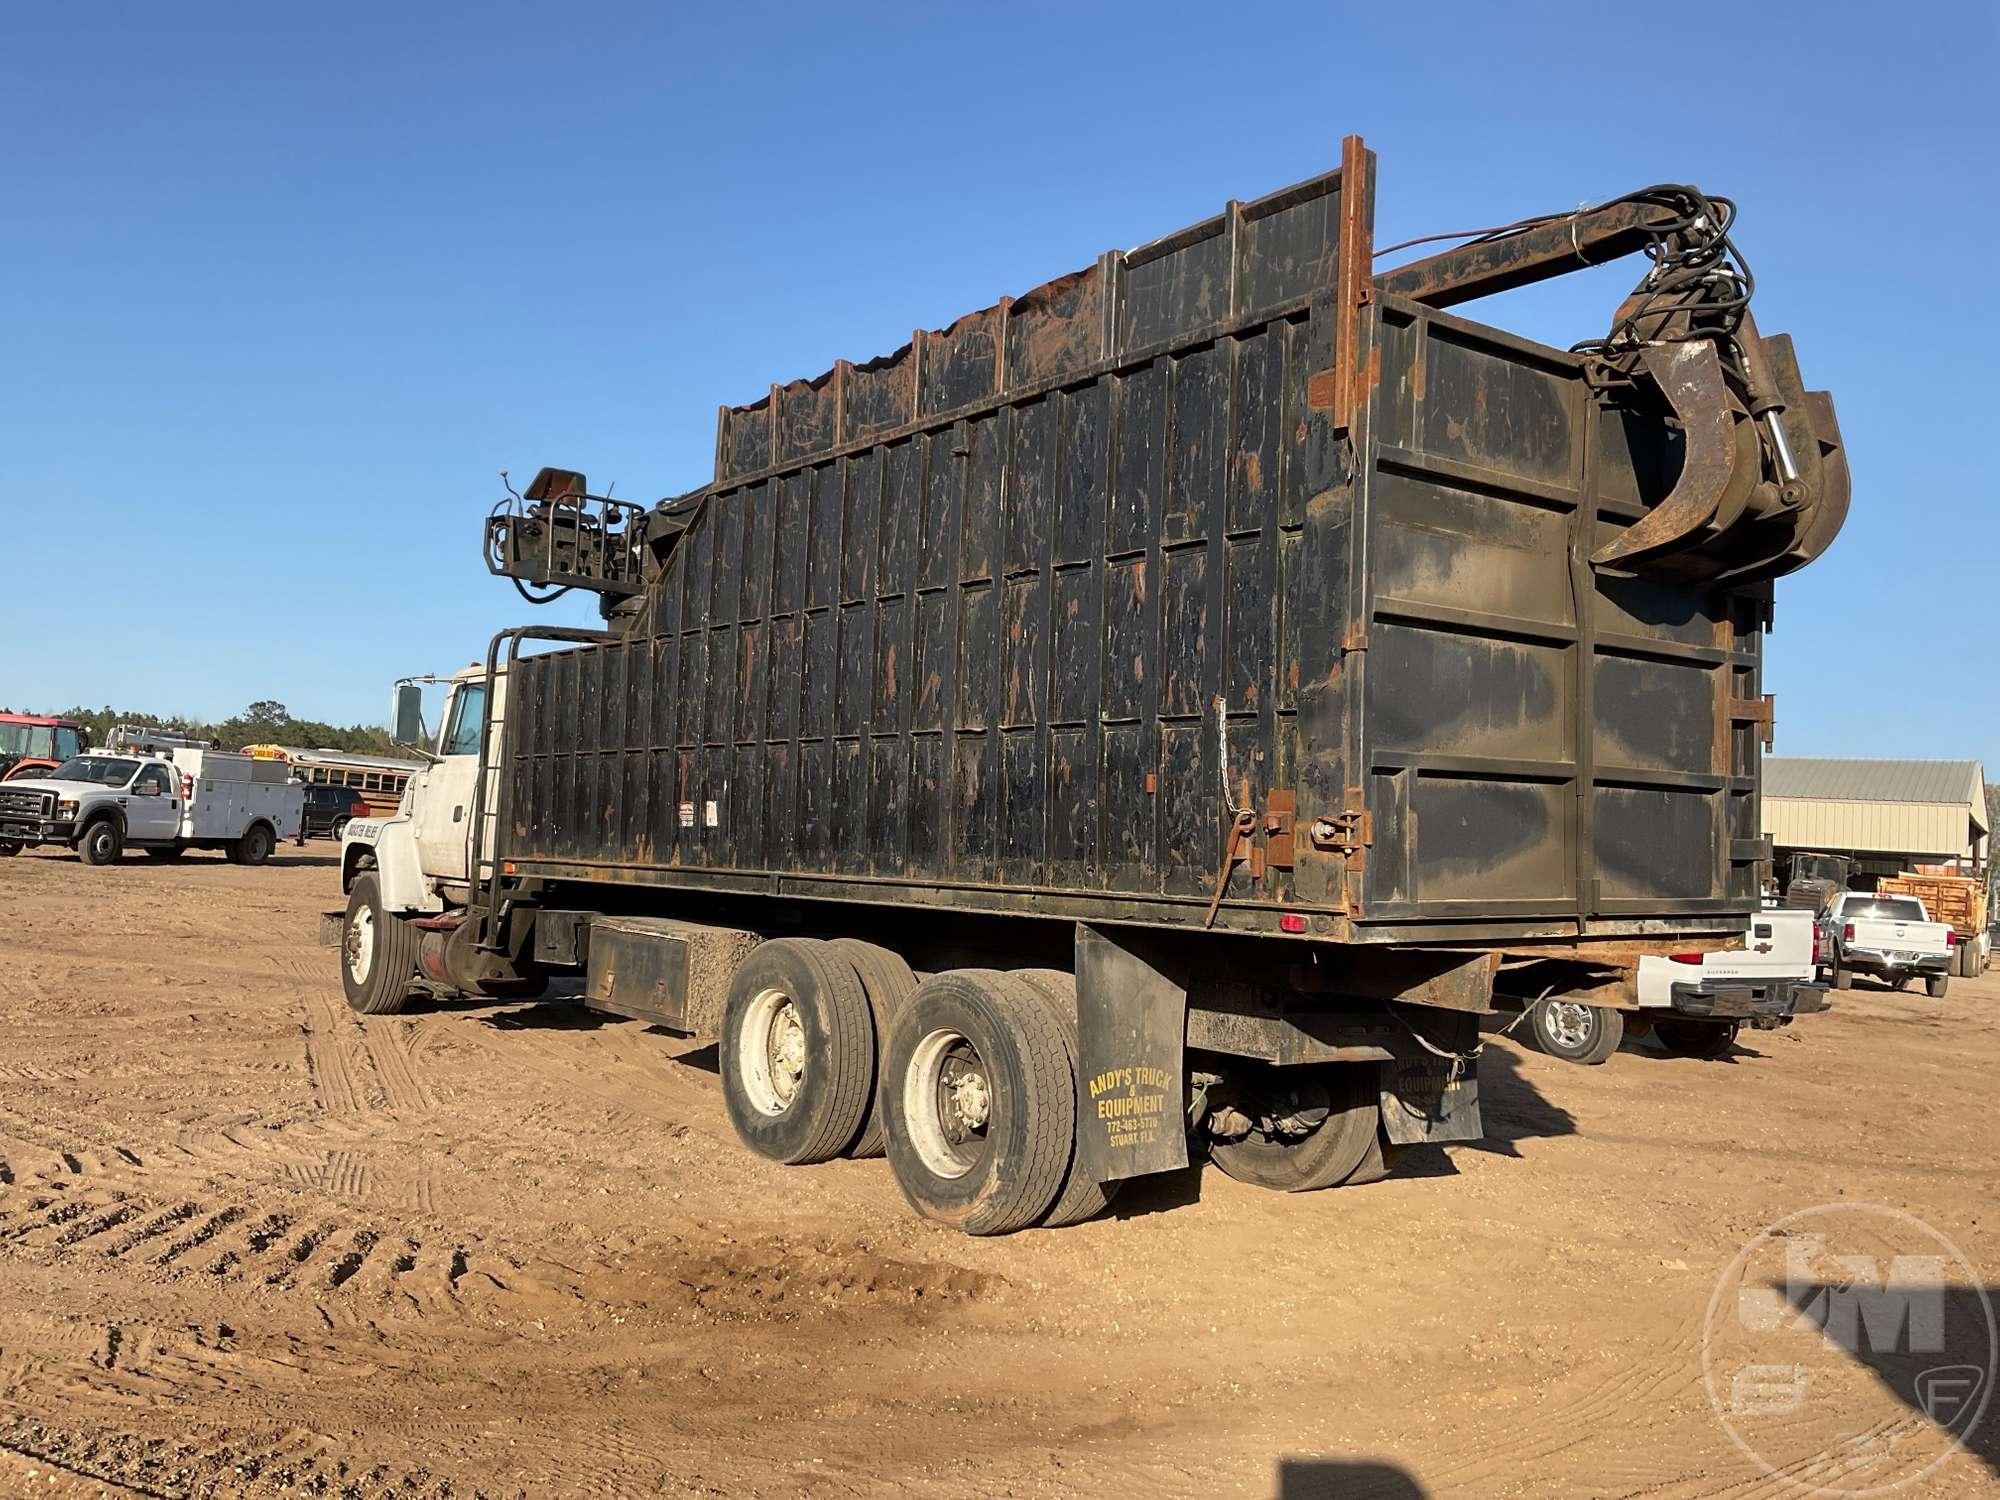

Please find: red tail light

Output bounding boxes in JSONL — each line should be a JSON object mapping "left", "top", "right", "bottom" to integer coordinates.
{"left": 180, "top": 772, "right": 193, "bottom": 801}
{"left": 1669, "top": 952, "right": 1705, "bottom": 965}
{"left": 1843, "top": 922, "right": 1854, "bottom": 942}
{"left": 1946, "top": 928, "right": 1957, "bottom": 947}
{"left": 1812, "top": 925, "right": 1822, "bottom": 962}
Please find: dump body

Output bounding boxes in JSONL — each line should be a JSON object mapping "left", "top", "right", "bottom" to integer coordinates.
{"left": 1876, "top": 874, "right": 1985, "bottom": 942}
{"left": 493, "top": 154, "right": 1808, "bottom": 952}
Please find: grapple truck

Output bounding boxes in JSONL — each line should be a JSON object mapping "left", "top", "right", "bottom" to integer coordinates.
{"left": 337, "top": 137, "right": 1849, "bottom": 1232}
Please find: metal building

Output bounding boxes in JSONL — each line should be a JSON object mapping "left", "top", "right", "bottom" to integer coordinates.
{"left": 1763, "top": 758, "right": 1989, "bottom": 881}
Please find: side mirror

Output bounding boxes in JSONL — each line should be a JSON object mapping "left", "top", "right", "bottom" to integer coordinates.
{"left": 391, "top": 683, "right": 426, "bottom": 747}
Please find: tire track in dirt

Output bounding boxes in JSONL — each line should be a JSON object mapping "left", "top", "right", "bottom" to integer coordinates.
{"left": 276, "top": 955, "right": 369, "bottom": 1115}
{"left": 4, "top": 1087, "right": 448, "bottom": 1224}
{"left": 1, "top": 1132, "right": 1004, "bottom": 1334}
{"left": 268, "top": 952, "right": 436, "bottom": 1120}
{"left": 0, "top": 1406, "right": 453, "bottom": 1500}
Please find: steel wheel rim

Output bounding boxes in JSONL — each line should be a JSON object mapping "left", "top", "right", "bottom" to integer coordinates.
{"left": 904, "top": 1027, "right": 991, "bottom": 1179}
{"left": 739, "top": 987, "right": 807, "bottom": 1117}
{"left": 90, "top": 827, "right": 113, "bottom": 859}
{"left": 1545, "top": 1001, "right": 1594, "bottom": 1050}
{"left": 346, "top": 906, "right": 376, "bottom": 984}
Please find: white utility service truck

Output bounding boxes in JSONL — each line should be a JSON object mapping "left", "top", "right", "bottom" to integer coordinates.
{"left": 0, "top": 748, "right": 303, "bottom": 865}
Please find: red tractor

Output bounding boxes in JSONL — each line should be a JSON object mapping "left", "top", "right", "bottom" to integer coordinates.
{"left": 0, "top": 713, "right": 87, "bottom": 782}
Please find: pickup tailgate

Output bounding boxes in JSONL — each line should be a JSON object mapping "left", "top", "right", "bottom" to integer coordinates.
{"left": 1848, "top": 917, "right": 1951, "bottom": 957}
{"left": 1702, "top": 910, "right": 1817, "bottom": 980}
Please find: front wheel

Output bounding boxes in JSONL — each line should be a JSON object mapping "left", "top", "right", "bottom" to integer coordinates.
{"left": 1206, "top": 1062, "right": 1381, "bottom": 1192}
{"left": 331, "top": 817, "right": 351, "bottom": 842}
{"left": 77, "top": 818, "right": 124, "bottom": 866}
{"left": 340, "top": 874, "right": 419, "bottom": 1015}
{"left": 1526, "top": 997, "right": 1624, "bottom": 1065}
{"left": 0, "top": 840, "right": 18, "bottom": 857}
{"left": 1653, "top": 1017, "right": 1739, "bottom": 1060}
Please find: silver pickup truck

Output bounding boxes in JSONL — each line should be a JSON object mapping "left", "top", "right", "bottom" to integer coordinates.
{"left": 0, "top": 750, "right": 302, "bottom": 866}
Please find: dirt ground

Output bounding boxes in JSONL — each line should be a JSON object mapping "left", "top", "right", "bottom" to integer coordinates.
{"left": 1, "top": 847, "right": 1995, "bottom": 1499}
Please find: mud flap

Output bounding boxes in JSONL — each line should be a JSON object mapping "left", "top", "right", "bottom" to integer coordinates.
{"left": 1379, "top": 1014, "right": 1484, "bottom": 1146}
{"left": 1074, "top": 924, "right": 1189, "bottom": 1184}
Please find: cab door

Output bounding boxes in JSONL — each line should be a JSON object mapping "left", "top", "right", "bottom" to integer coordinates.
{"left": 124, "top": 764, "right": 183, "bottom": 841}
{"left": 413, "top": 680, "right": 487, "bottom": 886}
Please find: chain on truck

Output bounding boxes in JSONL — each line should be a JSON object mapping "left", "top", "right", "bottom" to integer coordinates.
{"left": 334, "top": 136, "right": 1848, "bottom": 1233}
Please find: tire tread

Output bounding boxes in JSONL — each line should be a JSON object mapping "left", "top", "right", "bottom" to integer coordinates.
{"left": 973, "top": 973, "right": 1073, "bottom": 1236}
{"left": 1006, "top": 969, "right": 1117, "bottom": 1228}
{"left": 826, "top": 938, "right": 918, "bottom": 1160}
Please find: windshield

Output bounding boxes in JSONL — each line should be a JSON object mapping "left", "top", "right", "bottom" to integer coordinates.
{"left": 443, "top": 682, "right": 488, "bottom": 758}
{"left": 0, "top": 724, "right": 55, "bottom": 758}
{"left": 1848, "top": 896, "right": 1926, "bottom": 923}
{"left": 48, "top": 756, "right": 140, "bottom": 786}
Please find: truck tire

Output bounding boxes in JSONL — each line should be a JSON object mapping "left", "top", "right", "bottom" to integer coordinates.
{"left": 825, "top": 938, "right": 918, "bottom": 1160}
{"left": 77, "top": 817, "right": 124, "bottom": 866}
{"left": 1207, "top": 1062, "right": 1379, "bottom": 1192}
{"left": 1008, "top": 969, "right": 1120, "bottom": 1227}
{"left": 230, "top": 823, "right": 275, "bottom": 866}
{"left": 332, "top": 817, "right": 351, "bottom": 842}
{"left": 0, "top": 841, "right": 18, "bottom": 856}
{"left": 1337, "top": 1127, "right": 1410, "bottom": 1188}
{"left": 1926, "top": 972, "right": 1950, "bottom": 1000}
{"left": 882, "top": 970, "right": 1074, "bottom": 1236}
{"left": 1653, "top": 1017, "right": 1739, "bottom": 1060}
{"left": 1525, "top": 998, "right": 1623, "bottom": 1065}
{"left": 340, "top": 873, "right": 420, "bottom": 1016}
{"left": 720, "top": 938, "right": 875, "bottom": 1167}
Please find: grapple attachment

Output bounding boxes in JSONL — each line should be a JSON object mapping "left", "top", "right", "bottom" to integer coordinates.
{"left": 1377, "top": 184, "right": 1848, "bottom": 585}
{"left": 485, "top": 467, "right": 649, "bottom": 600}
{"left": 1589, "top": 321, "right": 1848, "bottom": 585}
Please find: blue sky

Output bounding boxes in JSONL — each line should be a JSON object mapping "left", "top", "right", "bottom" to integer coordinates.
{"left": 2, "top": 3, "right": 1993, "bottom": 768}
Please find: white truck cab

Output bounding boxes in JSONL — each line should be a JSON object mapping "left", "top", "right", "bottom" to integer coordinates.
{"left": 339, "top": 663, "right": 497, "bottom": 914}
{"left": 335, "top": 663, "right": 540, "bottom": 1016}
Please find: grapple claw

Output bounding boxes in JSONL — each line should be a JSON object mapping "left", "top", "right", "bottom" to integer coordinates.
{"left": 1591, "top": 333, "right": 1848, "bottom": 583}
{"left": 1591, "top": 341, "right": 1751, "bottom": 573}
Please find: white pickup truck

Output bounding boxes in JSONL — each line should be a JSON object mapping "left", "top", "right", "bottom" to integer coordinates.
{"left": 0, "top": 749, "right": 302, "bottom": 865}
{"left": 1817, "top": 891, "right": 1955, "bottom": 997}
{"left": 1521, "top": 908, "right": 1827, "bottom": 1063}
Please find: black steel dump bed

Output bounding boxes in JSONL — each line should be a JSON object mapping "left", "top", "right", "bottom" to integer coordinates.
{"left": 492, "top": 143, "right": 1844, "bottom": 951}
